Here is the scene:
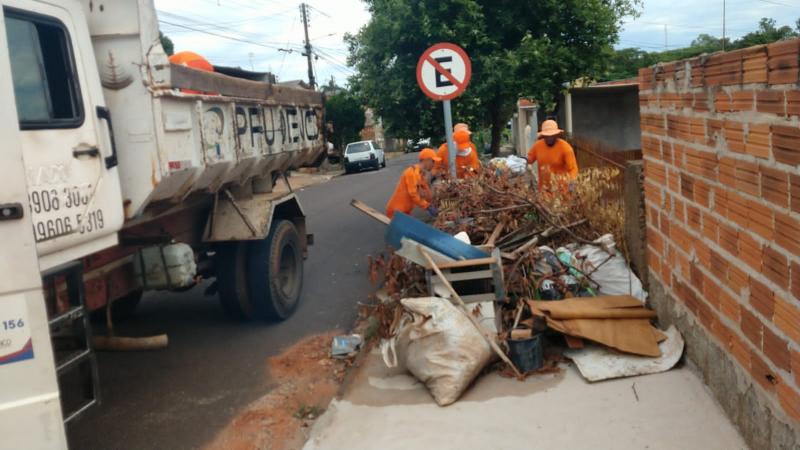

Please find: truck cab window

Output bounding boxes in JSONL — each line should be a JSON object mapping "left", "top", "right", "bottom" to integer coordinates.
{"left": 3, "top": 9, "right": 83, "bottom": 129}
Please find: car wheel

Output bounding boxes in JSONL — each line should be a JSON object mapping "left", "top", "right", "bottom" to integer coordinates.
{"left": 246, "top": 220, "right": 303, "bottom": 321}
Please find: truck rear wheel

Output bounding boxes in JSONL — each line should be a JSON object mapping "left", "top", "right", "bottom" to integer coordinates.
{"left": 215, "top": 241, "right": 255, "bottom": 320}
{"left": 247, "top": 220, "right": 303, "bottom": 321}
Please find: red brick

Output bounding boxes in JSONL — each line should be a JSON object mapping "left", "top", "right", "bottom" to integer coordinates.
{"left": 662, "top": 143, "right": 674, "bottom": 165}
{"left": 741, "top": 306, "right": 764, "bottom": 348}
{"left": 777, "top": 382, "right": 800, "bottom": 422}
{"left": 792, "top": 174, "right": 800, "bottom": 214}
{"left": 687, "top": 205, "right": 702, "bottom": 232}
{"left": 750, "top": 351, "right": 779, "bottom": 393}
{"left": 641, "top": 135, "right": 661, "bottom": 159}
{"left": 724, "top": 121, "right": 745, "bottom": 153}
{"left": 774, "top": 296, "right": 800, "bottom": 344}
{"left": 756, "top": 90, "right": 785, "bottom": 115}
{"left": 647, "top": 226, "right": 664, "bottom": 254}
{"left": 667, "top": 169, "right": 680, "bottom": 194}
{"left": 793, "top": 261, "right": 800, "bottom": 301}
{"left": 659, "top": 211, "right": 670, "bottom": 237}
{"left": 719, "top": 288, "right": 741, "bottom": 322}
{"left": 706, "top": 51, "right": 744, "bottom": 86}
{"left": 767, "top": 40, "right": 800, "bottom": 85}
{"left": 710, "top": 248, "right": 730, "bottom": 279}
{"left": 644, "top": 181, "right": 663, "bottom": 208}
{"left": 685, "top": 148, "right": 718, "bottom": 181}
{"left": 746, "top": 199, "right": 775, "bottom": 241}
{"left": 719, "top": 222, "right": 739, "bottom": 254}
{"left": 639, "top": 67, "right": 655, "bottom": 90}
{"left": 646, "top": 160, "right": 667, "bottom": 185}
{"left": 775, "top": 212, "right": 800, "bottom": 255}
{"left": 707, "top": 118, "right": 723, "bottom": 145}
{"left": 763, "top": 246, "right": 789, "bottom": 289}
{"left": 673, "top": 196, "right": 686, "bottom": 224}
{"left": 729, "top": 264, "right": 749, "bottom": 294}
{"left": 730, "top": 329, "right": 752, "bottom": 369}
{"left": 738, "top": 231, "right": 763, "bottom": 272}
{"left": 743, "top": 45, "right": 769, "bottom": 84}
{"left": 690, "top": 57, "right": 705, "bottom": 87}
{"left": 787, "top": 90, "right": 800, "bottom": 116}
{"left": 641, "top": 113, "right": 666, "bottom": 136}
{"left": 735, "top": 159, "right": 760, "bottom": 196}
{"left": 771, "top": 124, "right": 800, "bottom": 166}
{"left": 763, "top": 325, "right": 791, "bottom": 371}
{"left": 725, "top": 190, "right": 750, "bottom": 229}
{"left": 793, "top": 349, "right": 800, "bottom": 386}
{"left": 694, "top": 92, "right": 710, "bottom": 112}
{"left": 694, "top": 180, "right": 712, "bottom": 207}
{"left": 719, "top": 159, "right": 737, "bottom": 192}
{"left": 648, "top": 248, "right": 661, "bottom": 278}
{"left": 745, "top": 123, "right": 771, "bottom": 159}
{"left": 716, "top": 90, "right": 754, "bottom": 112}
{"left": 760, "top": 165, "right": 789, "bottom": 208}
{"left": 750, "top": 276, "right": 776, "bottom": 318}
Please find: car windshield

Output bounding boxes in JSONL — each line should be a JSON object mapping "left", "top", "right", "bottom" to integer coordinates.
{"left": 346, "top": 142, "right": 371, "bottom": 154}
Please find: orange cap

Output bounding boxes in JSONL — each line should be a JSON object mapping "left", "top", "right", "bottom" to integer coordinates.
{"left": 538, "top": 119, "right": 563, "bottom": 137}
{"left": 454, "top": 123, "right": 471, "bottom": 135}
{"left": 419, "top": 148, "right": 442, "bottom": 162}
{"left": 453, "top": 129, "right": 471, "bottom": 150}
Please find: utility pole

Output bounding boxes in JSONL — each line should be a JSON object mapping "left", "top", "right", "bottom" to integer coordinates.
{"left": 722, "top": 0, "right": 726, "bottom": 51}
{"left": 300, "top": 3, "right": 316, "bottom": 89}
{"left": 664, "top": 24, "right": 668, "bottom": 51}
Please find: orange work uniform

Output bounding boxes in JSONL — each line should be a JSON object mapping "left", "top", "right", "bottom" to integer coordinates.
{"left": 435, "top": 143, "right": 480, "bottom": 178}
{"left": 526, "top": 138, "right": 578, "bottom": 189}
{"left": 385, "top": 164, "right": 432, "bottom": 218}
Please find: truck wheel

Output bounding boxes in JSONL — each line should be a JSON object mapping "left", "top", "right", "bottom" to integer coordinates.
{"left": 247, "top": 220, "right": 303, "bottom": 321}
{"left": 215, "top": 241, "right": 255, "bottom": 320}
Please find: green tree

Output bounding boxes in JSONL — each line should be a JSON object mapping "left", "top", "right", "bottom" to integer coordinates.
{"left": 326, "top": 92, "right": 365, "bottom": 151}
{"left": 735, "top": 18, "right": 797, "bottom": 48}
{"left": 160, "top": 31, "right": 174, "bottom": 56}
{"left": 347, "top": 0, "right": 639, "bottom": 155}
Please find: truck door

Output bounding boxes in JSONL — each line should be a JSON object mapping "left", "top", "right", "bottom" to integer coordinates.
{"left": 0, "top": 5, "right": 68, "bottom": 449}
{"left": 3, "top": 0, "right": 124, "bottom": 271}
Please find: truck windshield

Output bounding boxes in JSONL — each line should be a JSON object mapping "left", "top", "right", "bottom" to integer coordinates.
{"left": 346, "top": 142, "right": 370, "bottom": 154}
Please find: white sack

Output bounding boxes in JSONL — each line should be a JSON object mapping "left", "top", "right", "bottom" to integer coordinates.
{"left": 575, "top": 235, "right": 647, "bottom": 302}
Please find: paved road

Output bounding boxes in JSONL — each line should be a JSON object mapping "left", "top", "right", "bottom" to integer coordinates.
{"left": 67, "top": 153, "right": 419, "bottom": 450}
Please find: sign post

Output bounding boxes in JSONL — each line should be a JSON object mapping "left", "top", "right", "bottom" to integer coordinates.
{"left": 416, "top": 43, "right": 472, "bottom": 178}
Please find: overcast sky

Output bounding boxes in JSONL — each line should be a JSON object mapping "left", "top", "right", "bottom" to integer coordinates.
{"left": 155, "top": 0, "right": 800, "bottom": 85}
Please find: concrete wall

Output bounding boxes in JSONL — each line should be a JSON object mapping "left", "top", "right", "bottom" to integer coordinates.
{"left": 570, "top": 85, "right": 642, "bottom": 151}
{"left": 639, "top": 39, "right": 800, "bottom": 448}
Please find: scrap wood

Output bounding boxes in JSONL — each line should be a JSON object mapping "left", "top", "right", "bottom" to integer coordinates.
{"left": 419, "top": 247, "right": 523, "bottom": 378}
{"left": 351, "top": 199, "right": 390, "bottom": 225}
{"left": 484, "top": 221, "right": 505, "bottom": 247}
{"left": 528, "top": 296, "right": 664, "bottom": 357}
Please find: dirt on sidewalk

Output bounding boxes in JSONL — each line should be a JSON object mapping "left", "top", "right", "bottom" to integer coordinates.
{"left": 204, "top": 332, "right": 348, "bottom": 450}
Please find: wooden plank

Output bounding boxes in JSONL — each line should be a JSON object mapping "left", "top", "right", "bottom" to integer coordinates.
{"left": 443, "top": 269, "right": 493, "bottom": 282}
{"left": 350, "top": 199, "right": 390, "bottom": 225}
{"left": 485, "top": 222, "right": 504, "bottom": 247}
{"left": 460, "top": 293, "right": 498, "bottom": 303}
{"left": 169, "top": 64, "right": 324, "bottom": 105}
{"left": 435, "top": 256, "right": 496, "bottom": 270}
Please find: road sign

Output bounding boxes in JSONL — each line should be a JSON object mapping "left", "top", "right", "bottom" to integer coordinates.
{"left": 416, "top": 43, "right": 472, "bottom": 177}
{"left": 416, "top": 43, "right": 472, "bottom": 101}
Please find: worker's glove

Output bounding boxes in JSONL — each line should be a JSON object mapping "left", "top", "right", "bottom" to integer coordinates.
{"left": 427, "top": 206, "right": 439, "bottom": 217}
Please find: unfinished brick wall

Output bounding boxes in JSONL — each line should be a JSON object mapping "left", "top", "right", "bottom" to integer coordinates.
{"left": 639, "top": 39, "right": 800, "bottom": 444}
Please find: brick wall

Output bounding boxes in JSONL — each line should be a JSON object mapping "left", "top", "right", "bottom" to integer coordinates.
{"left": 639, "top": 39, "right": 800, "bottom": 436}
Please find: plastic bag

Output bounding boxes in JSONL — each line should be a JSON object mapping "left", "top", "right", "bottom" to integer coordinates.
{"left": 382, "top": 297, "right": 493, "bottom": 406}
{"left": 574, "top": 234, "right": 647, "bottom": 302}
{"left": 489, "top": 155, "right": 528, "bottom": 175}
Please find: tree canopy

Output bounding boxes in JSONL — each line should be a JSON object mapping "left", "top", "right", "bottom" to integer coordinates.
{"left": 160, "top": 32, "right": 174, "bottom": 56}
{"left": 346, "top": 0, "right": 639, "bottom": 155}
{"left": 326, "top": 91, "right": 365, "bottom": 151}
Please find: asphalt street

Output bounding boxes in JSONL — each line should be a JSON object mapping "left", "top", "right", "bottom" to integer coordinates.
{"left": 67, "top": 153, "right": 419, "bottom": 450}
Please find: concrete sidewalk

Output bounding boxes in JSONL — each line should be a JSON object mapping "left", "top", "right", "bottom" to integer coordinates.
{"left": 303, "top": 348, "right": 748, "bottom": 450}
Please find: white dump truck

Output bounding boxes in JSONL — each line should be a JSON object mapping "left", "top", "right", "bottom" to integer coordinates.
{"left": 0, "top": 0, "right": 326, "bottom": 447}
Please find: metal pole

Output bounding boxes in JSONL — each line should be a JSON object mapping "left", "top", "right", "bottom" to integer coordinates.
{"left": 722, "top": 0, "right": 726, "bottom": 51}
{"left": 443, "top": 100, "right": 456, "bottom": 178}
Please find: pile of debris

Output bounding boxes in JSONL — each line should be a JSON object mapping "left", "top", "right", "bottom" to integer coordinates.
{"left": 354, "top": 166, "right": 681, "bottom": 406}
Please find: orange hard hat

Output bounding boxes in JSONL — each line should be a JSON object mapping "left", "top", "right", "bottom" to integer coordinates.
{"left": 419, "top": 148, "right": 442, "bottom": 162}
{"left": 453, "top": 129, "right": 471, "bottom": 150}
{"left": 538, "top": 119, "right": 563, "bottom": 137}
{"left": 454, "top": 123, "right": 471, "bottom": 134}
{"left": 169, "top": 51, "right": 214, "bottom": 72}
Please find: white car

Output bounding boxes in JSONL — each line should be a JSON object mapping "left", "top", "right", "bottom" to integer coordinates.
{"left": 343, "top": 140, "right": 386, "bottom": 173}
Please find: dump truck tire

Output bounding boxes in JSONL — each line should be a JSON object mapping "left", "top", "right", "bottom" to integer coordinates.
{"left": 247, "top": 220, "right": 303, "bottom": 321}
{"left": 215, "top": 241, "right": 255, "bottom": 320}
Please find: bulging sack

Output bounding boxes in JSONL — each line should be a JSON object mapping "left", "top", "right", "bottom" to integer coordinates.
{"left": 395, "top": 297, "right": 493, "bottom": 406}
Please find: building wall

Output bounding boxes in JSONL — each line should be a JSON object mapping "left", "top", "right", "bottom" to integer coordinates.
{"left": 639, "top": 39, "right": 800, "bottom": 447}
{"left": 571, "top": 86, "right": 642, "bottom": 151}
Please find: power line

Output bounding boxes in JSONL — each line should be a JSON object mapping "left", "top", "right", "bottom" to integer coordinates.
{"left": 158, "top": 19, "right": 284, "bottom": 50}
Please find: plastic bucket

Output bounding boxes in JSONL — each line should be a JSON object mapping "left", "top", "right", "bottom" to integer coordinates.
{"left": 507, "top": 333, "right": 544, "bottom": 373}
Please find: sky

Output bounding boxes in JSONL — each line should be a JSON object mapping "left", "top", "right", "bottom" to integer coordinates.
{"left": 155, "top": 0, "right": 800, "bottom": 86}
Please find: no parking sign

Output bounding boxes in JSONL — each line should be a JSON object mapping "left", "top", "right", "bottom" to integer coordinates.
{"left": 416, "top": 43, "right": 472, "bottom": 176}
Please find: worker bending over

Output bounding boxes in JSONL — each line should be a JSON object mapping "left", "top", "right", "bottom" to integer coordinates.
{"left": 386, "top": 148, "right": 440, "bottom": 218}
{"left": 436, "top": 123, "right": 480, "bottom": 179}
{"left": 527, "top": 119, "right": 578, "bottom": 190}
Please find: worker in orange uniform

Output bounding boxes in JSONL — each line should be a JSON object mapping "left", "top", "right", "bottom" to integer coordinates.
{"left": 436, "top": 125, "right": 481, "bottom": 178}
{"left": 527, "top": 119, "right": 578, "bottom": 190}
{"left": 385, "top": 148, "right": 441, "bottom": 219}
